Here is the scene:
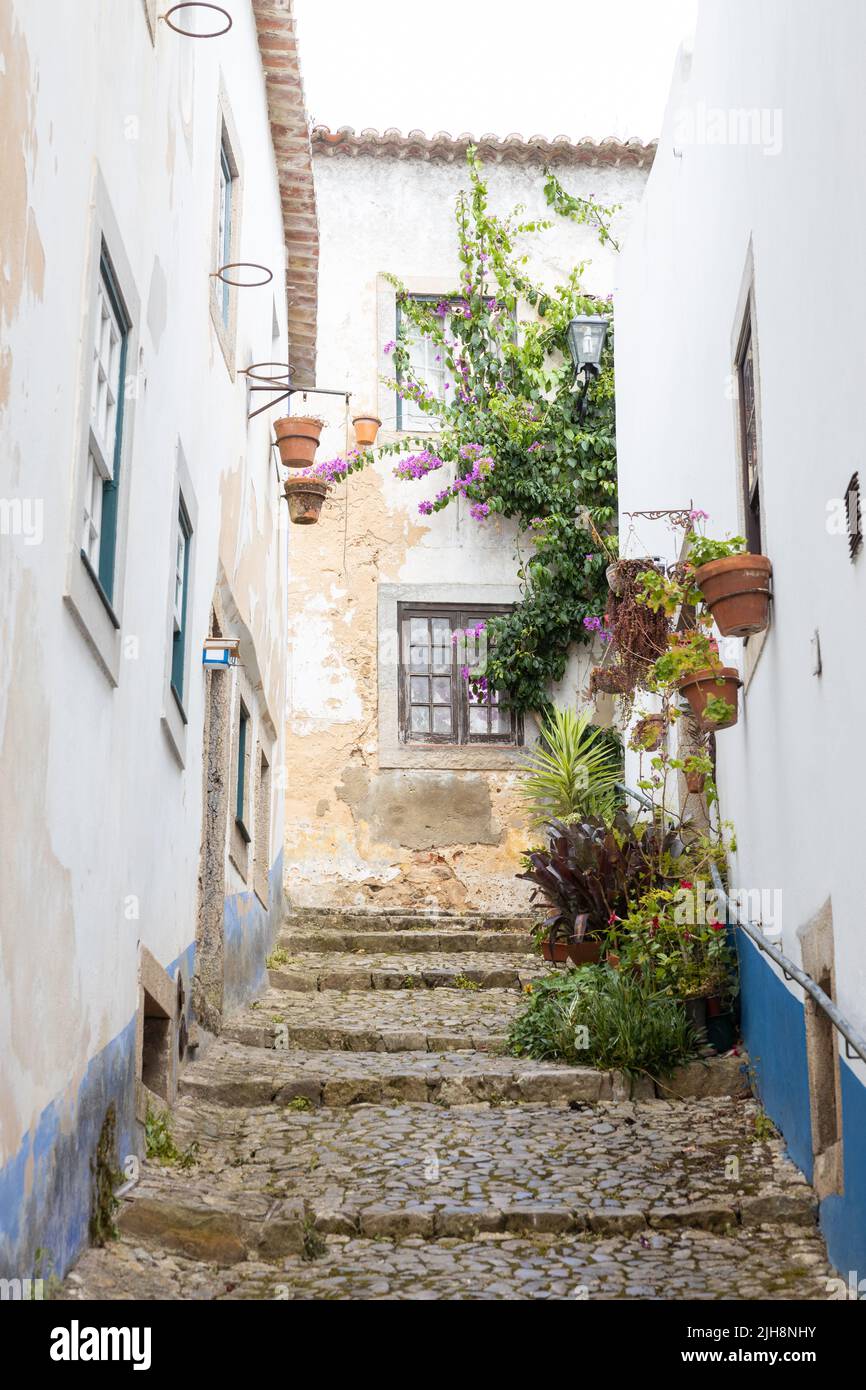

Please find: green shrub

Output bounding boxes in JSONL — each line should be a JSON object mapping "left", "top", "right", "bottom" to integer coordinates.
{"left": 508, "top": 965, "right": 700, "bottom": 1078}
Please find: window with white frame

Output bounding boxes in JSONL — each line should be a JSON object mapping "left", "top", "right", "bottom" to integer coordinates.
{"left": 397, "top": 295, "right": 455, "bottom": 430}
{"left": 83, "top": 251, "right": 128, "bottom": 602}
{"left": 217, "top": 137, "right": 234, "bottom": 326}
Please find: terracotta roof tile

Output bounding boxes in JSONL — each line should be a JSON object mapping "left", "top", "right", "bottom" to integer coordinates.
{"left": 311, "top": 124, "right": 656, "bottom": 168}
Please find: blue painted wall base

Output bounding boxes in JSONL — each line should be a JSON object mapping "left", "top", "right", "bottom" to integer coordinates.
{"left": 739, "top": 933, "right": 866, "bottom": 1280}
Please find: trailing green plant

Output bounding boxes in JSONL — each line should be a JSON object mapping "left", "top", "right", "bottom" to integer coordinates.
{"left": 508, "top": 965, "right": 701, "bottom": 1077}
{"left": 297, "top": 151, "right": 620, "bottom": 716}
{"left": 687, "top": 534, "right": 747, "bottom": 568}
{"left": 519, "top": 705, "right": 622, "bottom": 827}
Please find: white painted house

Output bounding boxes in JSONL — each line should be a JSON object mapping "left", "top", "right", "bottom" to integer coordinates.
{"left": 282, "top": 127, "right": 652, "bottom": 914}
{"left": 615, "top": 0, "right": 866, "bottom": 1279}
{"left": 0, "top": 0, "right": 318, "bottom": 1279}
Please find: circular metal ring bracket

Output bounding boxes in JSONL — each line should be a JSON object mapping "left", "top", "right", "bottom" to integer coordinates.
{"left": 161, "top": 4, "right": 233, "bottom": 37}
{"left": 211, "top": 262, "right": 273, "bottom": 289}
{"left": 242, "top": 361, "right": 292, "bottom": 384}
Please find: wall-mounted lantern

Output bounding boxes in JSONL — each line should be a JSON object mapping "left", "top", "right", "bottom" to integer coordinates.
{"left": 566, "top": 314, "right": 610, "bottom": 419}
{"left": 202, "top": 637, "right": 241, "bottom": 669}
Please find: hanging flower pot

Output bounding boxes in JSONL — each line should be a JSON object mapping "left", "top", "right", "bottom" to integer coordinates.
{"left": 606, "top": 562, "right": 623, "bottom": 595}
{"left": 676, "top": 666, "right": 742, "bottom": 730}
{"left": 274, "top": 415, "right": 324, "bottom": 468}
{"left": 352, "top": 413, "right": 382, "bottom": 447}
{"left": 630, "top": 713, "right": 666, "bottom": 752}
{"left": 685, "top": 769, "right": 706, "bottom": 795}
{"left": 283, "top": 476, "right": 330, "bottom": 526}
{"left": 693, "top": 554, "right": 772, "bottom": 637}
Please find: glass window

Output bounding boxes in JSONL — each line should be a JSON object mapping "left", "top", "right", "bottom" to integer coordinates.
{"left": 218, "top": 141, "right": 234, "bottom": 325}
{"left": 84, "top": 251, "right": 128, "bottom": 602}
{"left": 396, "top": 296, "right": 454, "bottom": 430}
{"left": 170, "top": 500, "right": 192, "bottom": 703}
{"left": 398, "top": 604, "right": 519, "bottom": 746}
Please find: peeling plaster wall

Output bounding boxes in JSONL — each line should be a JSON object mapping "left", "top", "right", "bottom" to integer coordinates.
{"left": 0, "top": 0, "right": 291, "bottom": 1276}
{"left": 283, "top": 151, "right": 649, "bottom": 912}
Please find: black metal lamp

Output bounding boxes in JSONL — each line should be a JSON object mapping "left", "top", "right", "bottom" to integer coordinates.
{"left": 566, "top": 314, "right": 610, "bottom": 418}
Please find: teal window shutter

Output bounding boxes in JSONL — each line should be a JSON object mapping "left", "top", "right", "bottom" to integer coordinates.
{"left": 236, "top": 704, "right": 248, "bottom": 823}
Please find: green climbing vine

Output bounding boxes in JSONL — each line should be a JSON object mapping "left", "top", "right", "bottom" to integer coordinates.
{"left": 307, "top": 149, "right": 620, "bottom": 716}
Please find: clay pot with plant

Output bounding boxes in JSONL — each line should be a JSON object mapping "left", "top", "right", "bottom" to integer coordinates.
{"left": 687, "top": 534, "right": 772, "bottom": 638}
{"left": 630, "top": 713, "right": 666, "bottom": 752}
{"left": 274, "top": 415, "right": 325, "bottom": 468}
{"left": 283, "top": 475, "right": 330, "bottom": 526}
{"left": 638, "top": 573, "right": 743, "bottom": 732}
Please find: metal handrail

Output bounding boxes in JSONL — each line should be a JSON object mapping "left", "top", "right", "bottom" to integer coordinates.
{"left": 616, "top": 783, "right": 866, "bottom": 1067}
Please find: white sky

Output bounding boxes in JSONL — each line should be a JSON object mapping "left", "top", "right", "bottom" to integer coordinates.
{"left": 293, "top": 0, "right": 698, "bottom": 143}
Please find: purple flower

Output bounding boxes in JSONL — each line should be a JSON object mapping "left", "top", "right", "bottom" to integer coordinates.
{"left": 383, "top": 340, "right": 396, "bottom": 354}
{"left": 528, "top": 441, "right": 542, "bottom": 453}
{"left": 689, "top": 508, "right": 709, "bottom": 521}
{"left": 469, "top": 502, "right": 490, "bottom": 521}
{"left": 418, "top": 499, "right": 434, "bottom": 515}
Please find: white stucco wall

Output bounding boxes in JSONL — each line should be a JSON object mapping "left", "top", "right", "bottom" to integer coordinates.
{"left": 615, "top": 0, "right": 866, "bottom": 1056}
{"left": 0, "top": 0, "right": 291, "bottom": 1207}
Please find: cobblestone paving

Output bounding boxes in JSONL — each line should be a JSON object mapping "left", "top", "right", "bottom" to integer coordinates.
{"left": 61, "top": 911, "right": 837, "bottom": 1300}
{"left": 225, "top": 986, "right": 522, "bottom": 1050}
{"left": 61, "top": 1228, "right": 834, "bottom": 1301}
{"left": 267, "top": 948, "right": 544, "bottom": 992}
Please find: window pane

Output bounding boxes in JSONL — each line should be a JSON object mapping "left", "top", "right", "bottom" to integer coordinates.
{"left": 491, "top": 707, "right": 511, "bottom": 735}
{"left": 410, "top": 618, "right": 429, "bottom": 643}
{"left": 469, "top": 706, "right": 489, "bottom": 734}
{"left": 432, "top": 676, "right": 451, "bottom": 704}
{"left": 411, "top": 706, "right": 430, "bottom": 733}
{"left": 410, "top": 676, "right": 429, "bottom": 703}
{"left": 409, "top": 644, "right": 429, "bottom": 669}
{"left": 432, "top": 706, "right": 452, "bottom": 735}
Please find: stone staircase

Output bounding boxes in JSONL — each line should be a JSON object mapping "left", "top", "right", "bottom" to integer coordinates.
{"left": 60, "top": 910, "right": 835, "bottom": 1300}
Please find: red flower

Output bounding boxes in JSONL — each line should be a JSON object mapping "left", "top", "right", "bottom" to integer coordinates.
{"left": 680, "top": 880, "right": 693, "bottom": 890}
{"left": 651, "top": 916, "right": 660, "bottom": 927}
{"left": 683, "top": 930, "right": 692, "bottom": 941}
{"left": 711, "top": 921, "right": 724, "bottom": 933}
{"left": 608, "top": 912, "right": 619, "bottom": 925}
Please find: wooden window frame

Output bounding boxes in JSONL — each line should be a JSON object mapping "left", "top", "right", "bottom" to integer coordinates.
{"left": 397, "top": 602, "right": 522, "bottom": 748}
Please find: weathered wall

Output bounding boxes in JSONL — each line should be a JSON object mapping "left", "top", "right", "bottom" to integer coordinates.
{"left": 614, "top": 0, "right": 866, "bottom": 1276}
{"left": 283, "top": 149, "right": 649, "bottom": 912}
{"left": 0, "top": 0, "right": 294, "bottom": 1277}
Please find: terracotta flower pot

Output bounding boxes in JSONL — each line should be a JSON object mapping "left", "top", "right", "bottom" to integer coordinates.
{"left": 541, "top": 940, "right": 602, "bottom": 966}
{"left": 283, "top": 476, "right": 330, "bottom": 526}
{"left": 606, "top": 562, "right": 623, "bottom": 595}
{"left": 685, "top": 770, "right": 706, "bottom": 794}
{"left": 274, "top": 415, "right": 324, "bottom": 468}
{"left": 352, "top": 414, "right": 382, "bottom": 447}
{"left": 677, "top": 666, "right": 742, "bottom": 730}
{"left": 694, "top": 554, "right": 772, "bottom": 637}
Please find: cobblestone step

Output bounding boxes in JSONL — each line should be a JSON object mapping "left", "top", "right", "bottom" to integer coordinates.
{"left": 268, "top": 949, "right": 543, "bottom": 993}
{"left": 277, "top": 928, "right": 534, "bottom": 955}
{"left": 178, "top": 1038, "right": 750, "bottom": 1108}
{"left": 142, "top": 1095, "right": 816, "bottom": 1234}
{"left": 224, "top": 986, "right": 520, "bottom": 1052}
{"left": 286, "top": 910, "right": 534, "bottom": 934}
{"left": 60, "top": 1224, "right": 833, "bottom": 1301}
